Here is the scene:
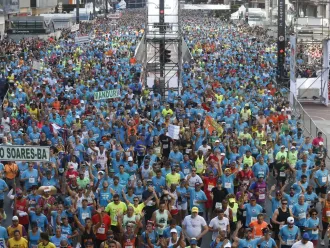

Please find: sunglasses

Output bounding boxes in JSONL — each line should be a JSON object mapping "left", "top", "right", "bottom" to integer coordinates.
{"left": 282, "top": 202, "right": 287, "bottom": 205}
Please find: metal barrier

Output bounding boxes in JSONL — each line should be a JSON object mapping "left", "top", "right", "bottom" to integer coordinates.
{"left": 289, "top": 90, "right": 329, "bottom": 155}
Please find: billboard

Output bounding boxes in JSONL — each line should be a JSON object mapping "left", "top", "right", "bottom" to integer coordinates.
{"left": 0, "top": 0, "right": 19, "bottom": 14}
{"left": 0, "top": 146, "right": 50, "bottom": 161}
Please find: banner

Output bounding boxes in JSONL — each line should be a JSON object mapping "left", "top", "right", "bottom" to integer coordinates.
{"left": 321, "top": 40, "right": 329, "bottom": 106}
{"left": 289, "top": 35, "right": 296, "bottom": 105}
{"left": 0, "top": 146, "right": 50, "bottom": 161}
{"left": 167, "top": 124, "right": 180, "bottom": 140}
{"left": 32, "top": 61, "right": 42, "bottom": 71}
{"left": 204, "top": 116, "right": 223, "bottom": 135}
{"left": 107, "top": 13, "right": 122, "bottom": 19}
{"left": 71, "top": 24, "right": 80, "bottom": 32}
{"left": 277, "top": 0, "right": 285, "bottom": 78}
{"left": 94, "top": 89, "right": 120, "bottom": 100}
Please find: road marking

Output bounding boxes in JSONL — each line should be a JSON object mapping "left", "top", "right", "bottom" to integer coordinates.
{"left": 310, "top": 116, "right": 326, "bottom": 120}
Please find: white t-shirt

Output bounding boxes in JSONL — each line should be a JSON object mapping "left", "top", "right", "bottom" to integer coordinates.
{"left": 182, "top": 215, "right": 207, "bottom": 239}
{"left": 198, "top": 145, "right": 211, "bottom": 156}
{"left": 291, "top": 241, "right": 313, "bottom": 248}
{"left": 209, "top": 216, "right": 229, "bottom": 241}
{"left": 186, "top": 175, "right": 203, "bottom": 188}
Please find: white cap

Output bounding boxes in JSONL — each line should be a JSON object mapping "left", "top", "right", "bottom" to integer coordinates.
{"left": 281, "top": 109, "right": 285, "bottom": 111}
{"left": 281, "top": 145, "right": 285, "bottom": 148}
{"left": 75, "top": 115, "right": 80, "bottom": 119}
{"left": 12, "top": 216, "right": 19, "bottom": 221}
{"left": 170, "top": 228, "right": 177, "bottom": 233}
{"left": 44, "top": 188, "right": 51, "bottom": 192}
{"left": 287, "top": 217, "right": 294, "bottom": 224}
{"left": 319, "top": 141, "right": 324, "bottom": 145}
{"left": 291, "top": 146, "right": 296, "bottom": 149}
{"left": 18, "top": 88, "right": 22, "bottom": 91}
{"left": 220, "top": 153, "right": 225, "bottom": 156}
{"left": 215, "top": 140, "right": 220, "bottom": 143}
{"left": 80, "top": 100, "right": 85, "bottom": 104}
{"left": 128, "top": 157, "right": 133, "bottom": 162}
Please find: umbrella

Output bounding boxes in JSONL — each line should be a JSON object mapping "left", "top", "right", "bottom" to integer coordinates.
{"left": 36, "top": 186, "right": 57, "bottom": 196}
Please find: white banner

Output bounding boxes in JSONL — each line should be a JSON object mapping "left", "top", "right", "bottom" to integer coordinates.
{"left": 321, "top": 40, "right": 329, "bottom": 106}
{"left": 71, "top": 24, "right": 80, "bottom": 32}
{"left": 0, "top": 146, "right": 50, "bottom": 161}
{"left": 167, "top": 124, "right": 180, "bottom": 140}
{"left": 32, "top": 61, "right": 42, "bottom": 71}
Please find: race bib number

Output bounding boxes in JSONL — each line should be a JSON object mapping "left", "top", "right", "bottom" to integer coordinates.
{"left": 97, "top": 228, "right": 105, "bottom": 234}
{"left": 184, "top": 169, "right": 190, "bottom": 174}
{"left": 251, "top": 217, "right": 257, "bottom": 222}
{"left": 287, "top": 239, "right": 294, "bottom": 245}
{"left": 280, "top": 172, "right": 286, "bottom": 177}
{"left": 0, "top": 238, "right": 5, "bottom": 248}
{"left": 82, "top": 213, "right": 89, "bottom": 220}
{"left": 322, "top": 177, "right": 327, "bottom": 183}
{"left": 186, "top": 149, "right": 192, "bottom": 154}
{"left": 259, "top": 194, "right": 265, "bottom": 200}
{"left": 312, "top": 229, "right": 318, "bottom": 234}
{"left": 59, "top": 168, "right": 64, "bottom": 173}
{"left": 243, "top": 180, "right": 249, "bottom": 185}
{"left": 29, "top": 177, "right": 35, "bottom": 183}
{"left": 306, "top": 201, "right": 311, "bottom": 206}
{"left": 74, "top": 151, "right": 80, "bottom": 157}
{"left": 243, "top": 211, "right": 246, "bottom": 217}
{"left": 299, "top": 212, "right": 306, "bottom": 219}
{"left": 208, "top": 185, "right": 214, "bottom": 191}
{"left": 289, "top": 205, "right": 293, "bottom": 210}
{"left": 163, "top": 144, "right": 168, "bottom": 149}
{"left": 225, "top": 182, "right": 231, "bottom": 189}
{"left": 193, "top": 200, "right": 199, "bottom": 206}
{"left": 215, "top": 202, "right": 222, "bottom": 209}
{"left": 326, "top": 211, "right": 330, "bottom": 217}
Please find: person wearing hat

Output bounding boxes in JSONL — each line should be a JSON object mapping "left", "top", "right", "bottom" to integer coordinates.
{"left": 164, "top": 228, "right": 185, "bottom": 247}
{"left": 182, "top": 207, "right": 208, "bottom": 247}
{"left": 239, "top": 195, "right": 263, "bottom": 228}
{"left": 275, "top": 145, "right": 287, "bottom": 163}
{"left": 279, "top": 217, "right": 300, "bottom": 247}
{"left": 291, "top": 232, "right": 313, "bottom": 248}
{"left": 274, "top": 155, "right": 291, "bottom": 188}
{"left": 221, "top": 167, "right": 236, "bottom": 194}
{"left": 249, "top": 172, "right": 267, "bottom": 208}
{"left": 188, "top": 182, "right": 207, "bottom": 216}
{"left": 237, "top": 163, "right": 253, "bottom": 187}
{"left": 7, "top": 215, "right": 27, "bottom": 239}
{"left": 287, "top": 146, "right": 298, "bottom": 167}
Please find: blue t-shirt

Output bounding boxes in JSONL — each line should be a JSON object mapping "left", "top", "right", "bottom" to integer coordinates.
{"left": 258, "top": 238, "right": 276, "bottom": 248}
{"left": 314, "top": 169, "right": 329, "bottom": 187}
{"left": 279, "top": 225, "right": 300, "bottom": 244}
{"left": 50, "top": 235, "right": 67, "bottom": 247}
{"left": 238, "top": 238, "right": 260, "bottom": 248}
{"left": 77, "top": 206, "right": 93, "bottom": 226}
{"left": 28, "top": 229, "right": 40, "bottom": 248}
{"left": 21, "top": 169, "right": 38, "bottom": 190}
{"left": 292, "top": 202, "right": 309, "bottom": 226}
{"left": 304, "top": 217, "right": 319, "bottom": 240}
{"left": 243, "top": 203, "right": 263, "bottom": 227}
{"left": 29, "top": 212, "right": 49, "bottom": 232}
{"left": 188, "top": 187, "right": 207, "bottom": 212}
{"left": 0, "top": 179, "right": 8, "bottom": 200}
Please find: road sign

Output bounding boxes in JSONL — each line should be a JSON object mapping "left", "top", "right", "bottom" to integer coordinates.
{"left": 94, "top": 89, "right": 120, "bottom": 100}
{"left": 0, "top": 146, "right": 50, "bottom": 161}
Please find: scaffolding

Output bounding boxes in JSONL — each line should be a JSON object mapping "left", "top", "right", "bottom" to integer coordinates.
{"left": 144, "top": 0, "right": 182, "bottom": 96}
{"left": 290, "top": 0, "right": 330, "bottom": 104}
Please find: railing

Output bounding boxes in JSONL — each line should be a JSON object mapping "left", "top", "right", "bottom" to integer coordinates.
{"left": 289, "top": 90, "right": 329, "bottom": 156}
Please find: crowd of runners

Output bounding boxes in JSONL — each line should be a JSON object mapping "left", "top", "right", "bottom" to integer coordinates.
{"left": 0, "top": 8, "right": 328, "bottom": 248}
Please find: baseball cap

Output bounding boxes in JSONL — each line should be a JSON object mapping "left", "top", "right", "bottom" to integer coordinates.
{"left": 320, "top": 142, "right": 324, "bottom": 145}
{"left": 287, "top": 217, "right": 294, "bottom": 224}
{"left": 190, "top": 238, "right": 198, "bottom": 245}
{"left": 191, "top": 207, "right": 199, "bottom": 213}
{"left": 128, "top": 157, "right": 133, "bottom": 162}
{"left": 12, "top": 216, "right": 19, "bottom": 221}
{"left": 302, "top": 232, "right": 310, "bottom": 240}
{"left": 170, "top": 228, "right": 177, "bottom": 233}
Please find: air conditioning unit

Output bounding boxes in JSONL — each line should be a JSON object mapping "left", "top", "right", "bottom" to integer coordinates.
{"left": 298, "top": 88, "right": 319, "bottom": 99}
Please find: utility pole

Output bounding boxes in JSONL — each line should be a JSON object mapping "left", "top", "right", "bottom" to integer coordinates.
{"left": 93, "top": 0, "right": 96, "bottom": 19}
{"left": 277, "top": 0, "right": 285, "bottom": 80}
{"left": 76, "top": 0, "right": 80, "bottom": 24}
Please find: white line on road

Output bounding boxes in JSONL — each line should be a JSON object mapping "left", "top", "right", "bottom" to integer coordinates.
{"left": 310, "top": 116, "right": 326, "bottom": 120}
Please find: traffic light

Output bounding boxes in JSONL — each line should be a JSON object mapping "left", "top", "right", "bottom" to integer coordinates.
{"left": 164, "top": 49, "right": 171, "bottom": 63}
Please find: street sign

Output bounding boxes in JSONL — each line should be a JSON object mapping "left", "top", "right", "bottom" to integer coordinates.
{"left": 0, "top": 146, "right": 50, "bottom": 161}
{"left": 94, "top": 89, "right": 120, "bottom": 100}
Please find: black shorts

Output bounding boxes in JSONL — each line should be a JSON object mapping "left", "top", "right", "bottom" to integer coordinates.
{"left": 316, "top": 186, "right": 327, "bottom": 195}
{"left": 0, "top": 199, "right": 3, "bottom": 208}
{"left": 323, "top": 221, "right": 329, "bottom": 230}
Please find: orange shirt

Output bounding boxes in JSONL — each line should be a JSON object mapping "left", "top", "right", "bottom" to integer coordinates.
{"left": 53, "top": 101, "right": 61, "bottom": 111}
{"left": 249, "top": 220, "right": 268, "bottom": 238}
{"left": 4, "top": 163, "right": 19, "bottom": 180}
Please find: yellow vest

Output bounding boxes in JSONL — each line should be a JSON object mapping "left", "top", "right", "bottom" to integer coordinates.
{"left": 195, "top": 156, "right": 205, "bottom": 174}
{"left": 243, "top": 155, "right": 253, "bottom": 167}
{"left": 229, "top": 203, "right": 239, "bottom": 222}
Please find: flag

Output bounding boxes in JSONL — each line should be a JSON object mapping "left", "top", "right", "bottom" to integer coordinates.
{"left": 204, "top": 115, "right": 223, "bottom": 135}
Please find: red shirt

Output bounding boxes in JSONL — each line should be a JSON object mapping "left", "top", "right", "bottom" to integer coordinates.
{"left": 92, "top": 213, "right": 111, "bottom": 241}
{"left": 312, "top": 137, "right": 324, "bottom": 146}
{"left": 16, "top": 198, "right": 29, "bottom": 225}
{"left": 237, "top": 170, "right": 254, "bottom": 185}
{"left": 203, "top": 177, "right": 217, "bottom": 198}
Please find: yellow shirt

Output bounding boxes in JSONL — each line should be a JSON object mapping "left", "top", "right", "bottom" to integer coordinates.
{"left": 166, "top": 173, "right": 180, "bottom": 187}
{"left": 129, "top": 202, "right": 145, "bottom": 216}
{"left": 105, "top": 201, "right": 127, "bottom": 226}
{"left": 37, "top": 242, "right": 56, "bottom": 248}
{"left": 162, "top": 108, "right": 173, "bottom": 117}
{"left": 8, "top": 237, "right": 28, "bottom": 248}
